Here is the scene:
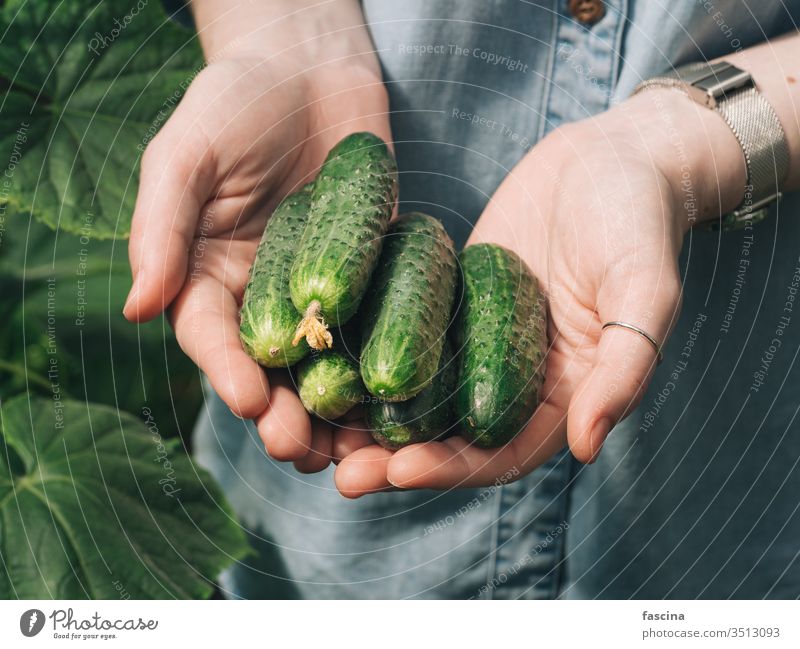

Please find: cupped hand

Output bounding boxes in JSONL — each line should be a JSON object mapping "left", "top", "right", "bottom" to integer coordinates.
{"left": 125, "top": 49, "right": 391, "bottom": 472}
{"left": 334, "top": 89, "right": 744, "bottom": 496}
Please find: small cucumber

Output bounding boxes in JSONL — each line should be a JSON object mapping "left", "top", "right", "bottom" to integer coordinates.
{"left": 296, "top": 333, "right": 364, "bottom": 420}
{"left": 454, "top": 244, "right": 547, "bottom": 448}
{"left": 359, "top": 212, "right": 457, "bottom": 401}
{"left": 239, "top": 185, "right": 313, "bottom": 367}
{"left": 366, "top": 340, "right": 457, "bottom": 450}
{"left": 291, "top": 132, "right": 398, "bottom": 350}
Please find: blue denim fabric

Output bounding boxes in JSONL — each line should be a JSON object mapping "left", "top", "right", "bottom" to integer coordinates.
{"left": 193, "top": 0, "right": 800, "bottom": 598}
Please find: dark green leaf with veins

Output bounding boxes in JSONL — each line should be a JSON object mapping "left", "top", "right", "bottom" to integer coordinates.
{"left": 0, "top": 0, "right": 202, "bottom": 239}
{"left": 0, "top": 395, "right": 248, "bottom": 598}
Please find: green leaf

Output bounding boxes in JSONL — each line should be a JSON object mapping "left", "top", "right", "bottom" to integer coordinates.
{"left": 0, "top": 214, "right": 118, "bottom": 282}
{"left": 0, "top": 217, "right": 203, "bottom": 437}
{"left": 0, "top": 0, "right": 203, "bottom": 239}
{"left": 0, "top": 394, "right": 249, "bottom": 598}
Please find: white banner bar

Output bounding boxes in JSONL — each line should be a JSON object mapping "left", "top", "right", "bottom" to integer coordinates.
{"left": 0, "top": 600, "right": 797, "bottom": 647}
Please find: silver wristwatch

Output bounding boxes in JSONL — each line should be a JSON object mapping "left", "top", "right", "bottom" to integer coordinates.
{"left": 634, "top": 61, "right": 789, "bottom": 231}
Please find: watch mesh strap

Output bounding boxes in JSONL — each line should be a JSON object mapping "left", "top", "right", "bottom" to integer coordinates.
{"left": 717, "top": 86, "right": 790, "bottom": 211}
{"left": 634, "top": 62, "right": 790, "bottom": 229}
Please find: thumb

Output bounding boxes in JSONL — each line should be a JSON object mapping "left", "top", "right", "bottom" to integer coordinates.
{"left": 567, "top": 263, "right": 682, "bottom": 463}
{"left": 125, "top": 108, "right": 216, "bottom": 322}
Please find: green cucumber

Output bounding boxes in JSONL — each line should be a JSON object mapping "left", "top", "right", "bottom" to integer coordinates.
{"left": 359, "top": 212, "right": 457, "bottom": 400}
{"left": 366, "top": 340, "right": 457, "bottom": 450}
{"left": 290, "top": 132, "right": 398, "bottom": 350}
{"left": 296, "top": 334, "right": 364, "bottom": 420}
{"left": 239, "top": 185, "right": 313, "bottom": 368}
{"left": 454, "top": 244, "right": 547, "bottom": 448}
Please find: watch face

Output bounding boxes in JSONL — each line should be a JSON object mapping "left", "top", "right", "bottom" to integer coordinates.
{"left": 692, "top": 62, "right": 752, "bottom": 105}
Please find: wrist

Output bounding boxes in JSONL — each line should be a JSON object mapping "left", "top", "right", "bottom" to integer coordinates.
{"left": 617, "top": 89, "right": 747, "bottom": 234}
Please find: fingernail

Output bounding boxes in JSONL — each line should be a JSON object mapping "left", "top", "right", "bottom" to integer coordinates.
{"left": 588, "top": 417, "right": 612, "bottom": 464}
{"left": 123, "top": 281, "right": 139, "bottom": 317}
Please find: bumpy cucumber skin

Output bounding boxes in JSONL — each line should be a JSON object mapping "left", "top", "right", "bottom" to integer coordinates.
{"left": 290, "top": 132, "right": 398, "bottom": 326}
{"left": 239, "top": 185, "right": 312, "bottom": 367}
{"left": 454, "top": 244, "right": 547, "bottom": 448}
{"left": 366, "top": 341, "right": 457, "bottom": 450}
{"left": 359, "top": 213, "right": 457, "bottom": 401}
{"left": 296, "top": 349, "right": 364, "bottom": 420}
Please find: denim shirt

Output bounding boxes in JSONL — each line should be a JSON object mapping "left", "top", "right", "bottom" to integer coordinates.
{"left": 193, "top": 1, "right": 800, "bottom": 598}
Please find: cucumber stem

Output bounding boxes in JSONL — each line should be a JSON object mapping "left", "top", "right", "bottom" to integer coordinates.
{"left": 292, "top": 300, "right": 333, "bottom": 350}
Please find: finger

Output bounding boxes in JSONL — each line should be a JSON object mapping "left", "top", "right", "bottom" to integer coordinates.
{"left": 293, "top": 418, "right": 333, "bottom": 474}
{"left": 567, "top": 265, "right": 682, "bottom": 463}
{"left": 256, "top": 371, "right": 312, "bottom": 462}
{"left": 331, "top": 419, "right": 375, "bottom": 464}
{"left": 387, "top": 402, "right": 567, "bottom": 490}
{"left": 334, "top": 445, "right": 394, "bottom": 498}
{"left": 126, "top": 106, "right": 216, "bottom": 322}
{"left": 170, "top": 273, "right": 269, "bottom": 419}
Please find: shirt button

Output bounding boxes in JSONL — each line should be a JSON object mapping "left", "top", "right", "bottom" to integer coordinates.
{"left": 568, "top": 0, "right": 605, "bottom": 24}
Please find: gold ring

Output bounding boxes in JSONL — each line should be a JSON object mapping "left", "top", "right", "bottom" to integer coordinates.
{"left": 602, "top": 321, "right": 664, "bottom": 365}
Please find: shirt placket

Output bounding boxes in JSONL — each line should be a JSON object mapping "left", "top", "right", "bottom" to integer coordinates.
{"left": 486, "top": 0, "right": 628, "bottom": 600}
{"left": 543, "top": 0, "right": 627, "bottom": 134}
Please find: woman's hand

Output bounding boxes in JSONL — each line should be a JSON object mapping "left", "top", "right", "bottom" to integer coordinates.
{"left": 125, "top": 0, "right": 391, "bottom": 473}
{"left": 334, "top": 88, "right": 746, "bottom": 496}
